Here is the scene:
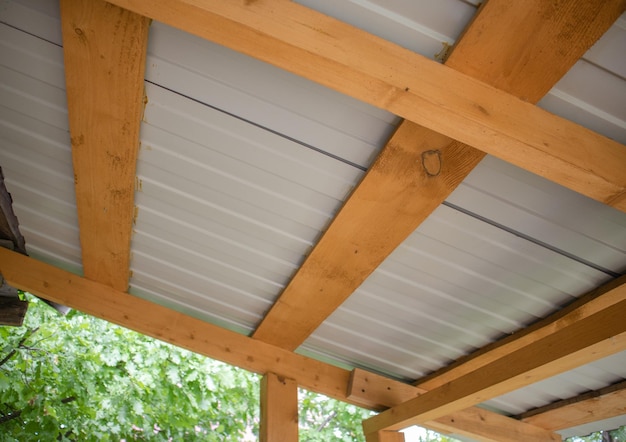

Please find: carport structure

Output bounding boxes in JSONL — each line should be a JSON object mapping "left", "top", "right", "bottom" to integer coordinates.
{"left": 1, "top": 0, "right": 626, "bottom": 440}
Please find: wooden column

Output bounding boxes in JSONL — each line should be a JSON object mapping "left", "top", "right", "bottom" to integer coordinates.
{"left": 365, "top": 430, "right": 406, "bottom": 442}
{"left": 260, "top": 372, "right": 298, "bottom": 442}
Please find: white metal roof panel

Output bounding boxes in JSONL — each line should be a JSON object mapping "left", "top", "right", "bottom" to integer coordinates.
{"left": 0, "top": 15, "right": 80, "bottom": 273}
{"left": 130, "top": 79, "right": 367, "bottom": 331}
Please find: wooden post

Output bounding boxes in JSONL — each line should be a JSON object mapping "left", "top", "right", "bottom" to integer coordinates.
{"left": 260, "top": 372, "right": 298, "bottom": 442}
{"left": 365, "top": 430, "right": 406, "bottom": 442}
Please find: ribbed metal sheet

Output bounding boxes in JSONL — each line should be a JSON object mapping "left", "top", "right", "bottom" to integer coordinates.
{"left": 301, "top": 201, "right": 614, "bottom": 379}
{"left": 130, "top": 80, "right": 366, "bottom": 331}
{"left": 0, "top": 9, "right": 80, "bottom": 273}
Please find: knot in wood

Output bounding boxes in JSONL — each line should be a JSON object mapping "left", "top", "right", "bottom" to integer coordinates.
{"left": 421, "top": 149, "right": 442, "bottom": 177}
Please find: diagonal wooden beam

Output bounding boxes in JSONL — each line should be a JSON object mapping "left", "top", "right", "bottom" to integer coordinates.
{"left": 0, "top": 247, "right": 561, "bottom": 442}
{"left": 349, "top": 369, "right": 561, "bottom": 442}
{"left": 518, "top": 380, "right": 626, "bottom": 431}
{"left": 106, "top": 0, "right": 626, "bottom": 210}
{"left": 251, "top": 0, "right": 625, "bottom": 349}
{"left": 415, "top": 276, "right": 626, "bottom": 392}
{"left": 253, "top": 127, "right": 483, "bottom": 349}
{"left": 362, "top": 279, "right": 626, "bottom": 434}
{"left": 60, "top": 0, "right": 150, "bottom": 291}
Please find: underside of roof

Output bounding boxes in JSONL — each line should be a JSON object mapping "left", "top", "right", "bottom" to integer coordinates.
{"left": 1, "top": 0, "right": 626, "bottom": 440}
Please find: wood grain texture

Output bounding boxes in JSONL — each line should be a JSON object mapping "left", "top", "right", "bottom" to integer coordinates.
{"left": 60, "top": 0, "right": 149, "bottom": 291}
{"left": 260, "top": 373, "right": 298, "bottom": 442}
{"left": 106, "top": 0, "right": 626, "bottom": 208}
{"left": 415, "top": 276, "right": 626, "bottom": 391}
{"left": 253, "top": 128, "right": 483, "bottom": 349}
{"left": 365, "top": 430, "right": 406, "bottom": 442}
{"left": 363, "top": 285, "right": 626, "bottom": 432}
{"left": 252, "top": 0, "right": 625, "bottom": 350}
{"left": 349, "top": 369, "right": 561, "bottom": 442}
{"left": 520, "top": 380, "right": 626, "bottom": 431}
{"left": 0, "top": 248, "right": 560, "bottom": 442}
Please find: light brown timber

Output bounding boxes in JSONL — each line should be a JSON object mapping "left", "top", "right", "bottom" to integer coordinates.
{"left": 253, "top": 130, "right": 482, "bottom": 349}
{"left": 349, "top": 369, "right": 561, "bottom": 442}
{"left": 362, "top": 284, "right": 626, "bottom": 433}
{"left": 253, "top": 0, "right": 626, "bottom": 349}
{"left": 366, "top": 431, "right": 406, "bottom": 442}
{"left": 520, "top": 380, "right": 626, "bottom": 431}
{"left": 416, "top": 275, "right": 626, "bottom": 391}
{"left": 60, "top": 0, "right": 150, "bottom": 291}
{"left": 260, "top": 373, "right": 298, "bottom": 442}
{"left": 0, "top": 248, "right": 560, "bottom": 441}
{"left": 106, "top": 0, "right": 626, "bottom": 209}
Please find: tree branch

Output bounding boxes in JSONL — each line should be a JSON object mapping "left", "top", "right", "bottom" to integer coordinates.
{"left": 0, "top": 327, "right": 39, "bottom": 367}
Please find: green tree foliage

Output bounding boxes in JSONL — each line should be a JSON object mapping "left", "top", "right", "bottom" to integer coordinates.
{"left": 1, "top": 295, "right": 259, "bottom": 441}
{"left": 567, "top": 427, "right": 626, "bottom": 442}
{"left": 1, "top": 294, "right": 455, "bottom": 441}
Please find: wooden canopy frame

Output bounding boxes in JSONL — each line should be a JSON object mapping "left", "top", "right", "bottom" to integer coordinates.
{"left": 2, "top": 0, "right": 626, "bottom": 440}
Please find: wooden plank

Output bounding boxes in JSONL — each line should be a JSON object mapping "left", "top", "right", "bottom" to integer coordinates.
{"left": 520, "top": 380, "right": 626, "bottom": 431}
{"left": 365, "top": 430, "right": 406, "bottom": 442}
{"left": 106, "top": 0, "right": 626, "bottom": 209}
{"left": 252, "top": 0, "right": 624, "bottom": 349}
{"left": 253, "top": 128, "right": 483, "bottom": 349}
{"left": 0, "top": 248, "right": 562, "bottom": 442}
{"left": 362, "top": 282, "right": 626, "bottom": 433}
{"left": 416, "top": 275, "right": 626, "bottom": 392}
{"left": 60, "top": 0, "right": 150, "bottom": 291}
{"left": 260, "top": 373, "right": 298, "bottom": 442}
{"left": 0, "top": 297, "right": 28, "bottom": 326}
{"left": 349, "top": 369, "right": 561, "bottom": 442}
{"left": 0, "top": 248, "right": 586, "bottom": 441}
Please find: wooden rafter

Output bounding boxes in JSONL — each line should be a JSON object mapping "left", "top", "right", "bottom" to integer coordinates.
{"left": 0, "top": 248, "right": 562, "bottom": 441}
{"left": 349, "top": 369, "right": 561, "bottom": 442}
{"left": 105, "top": 0, "right": 626, "bottom": 210}
{"left": 519, "top": 380, "right": 626, "bottom": 431}
{"left": 252, "top": 0, "right": 625, "bottom": 349}
{"left": 60, "top": 0, "right": 150, "bottom": 291}
{"left": 260, "top": 373, "right": 298, "bottom": 442}
{"left": 415, "top": 276, "right": 626, "bottom": 392}
{"left": 362, "top": 279, "right": 626, "bottom": 435}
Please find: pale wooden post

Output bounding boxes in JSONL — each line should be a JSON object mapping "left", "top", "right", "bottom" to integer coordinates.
{"left": 260, "top": 372, "right": 298, "bottom": 442}
{"left": 365, "top": 430, "right": 406, "bottom": 442}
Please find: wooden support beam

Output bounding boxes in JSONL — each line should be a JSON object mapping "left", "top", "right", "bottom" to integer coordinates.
{"left": 519, "top": 380, "right": 626, "bottom": 431}
{"left": 253, "top": 127, "right": 483, "bottom": 349}
{"left": 415, "top": 276, "right": 626, "bottom": 392}
{"left": 362, "top": 280, "right": 626, "bottom": 434}
{"left": 106, "top": 0, "right": 626, "bottom": 210}
{"left": 366, "top": 430, "right": 406, "bottom": 442}
{"left": 60, "top": 0, "right": 150, "bottom": 291}
{"left": 349, "top": 369, "right": 561, "bottom": 442}
{"left": 0, "top": 248, "right": 561, "bottom": 442}
{"left": 252, "top": 0, "right": 625, "bottom": 349}
{"left": 260, "top": 372, "right": 298, "bottom": 442}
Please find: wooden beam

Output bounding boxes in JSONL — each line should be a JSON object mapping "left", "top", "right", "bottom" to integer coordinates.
{"left": 349, "top": 369, "right": 561, "bottom": 442}
{"left": 252, "top": 0, "right": 625, "bottom": 349}
{"left": 362, "top": 281, "right": 626, "bottom": 434}
{"left": 253, "top": 128, "right": 483, "bottom": 349}
{"left": 0, "top": 248, "right": 560, "bottom": 442}
{"left": 366, "top": 430, "right": 406, "bottom": 442}
{"left": 60, "top": 0, "right": 150, "bottom": 291}
{"left": 106, "top": 0, "right": 626, "bottom": 209}
{"left": 416, "top": 276, "right": 626, "bottom": 392}
{"left": 519, "top": 380, "right": 626, "bottom": 431}
{"left": 260, "top": 373, "right": 298, "bottom": 442}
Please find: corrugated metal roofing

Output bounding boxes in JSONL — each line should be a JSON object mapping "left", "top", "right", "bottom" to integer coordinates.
{"left": 2, "top": 0, "right": 626, "bottom": 438}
